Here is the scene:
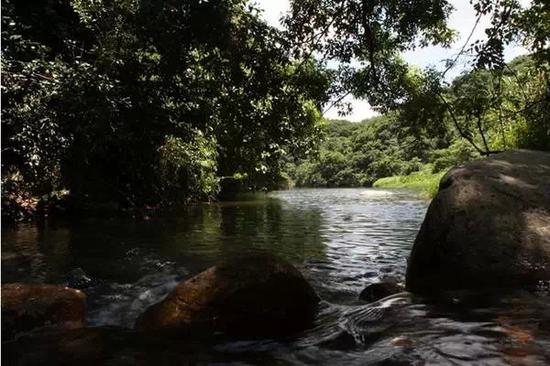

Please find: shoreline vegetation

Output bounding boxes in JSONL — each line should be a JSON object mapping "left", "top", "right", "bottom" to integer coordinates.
{"left": 373, "top": 170, "right": 447, "bottom": 199}
{"left": 283, "top": 112, "right": 478, "bottom": 196}
{"left": 282, "top": 54, "right": 548, "bottom": 198}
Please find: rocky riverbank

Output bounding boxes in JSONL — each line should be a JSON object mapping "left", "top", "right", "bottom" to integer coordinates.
{"left": 2, "top": 254, "right": 320, "bottom": 343}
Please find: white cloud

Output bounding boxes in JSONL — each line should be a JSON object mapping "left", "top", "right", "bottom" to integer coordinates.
{"left": 323, "top": 96, "right": 379, "bottom": 122}
{"left": 255, "top": 0, "right": 289, "bottom": 29}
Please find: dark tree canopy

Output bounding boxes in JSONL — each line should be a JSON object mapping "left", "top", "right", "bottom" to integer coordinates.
{"left": 284, "top": 0, "right": 455, "bottom": 110}
{"left": 2, "top": 0, "right": 330, "bottom": 213}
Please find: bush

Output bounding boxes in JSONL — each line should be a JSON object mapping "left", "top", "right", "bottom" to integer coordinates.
{"left": 373, "top": 170, "right": 447, "bottom": 198}
{"left": 430, "top": 140, "right": 478, "bottom": 172}
{"left": 157, "top": 132, "right": 219, "bottom": 203}
{"left": 1, "top": 171, "right": 39, "bottom": 223}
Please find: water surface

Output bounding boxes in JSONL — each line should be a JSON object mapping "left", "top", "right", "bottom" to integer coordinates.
{"left": 3, "top": 188, "right": 550, "bottom": 365}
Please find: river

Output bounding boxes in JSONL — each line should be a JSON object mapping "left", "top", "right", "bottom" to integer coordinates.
{"left": 2, "top": 188, "right": 550, "bottom": 364}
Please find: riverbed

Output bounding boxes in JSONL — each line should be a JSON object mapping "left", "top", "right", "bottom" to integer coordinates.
{"left": 3, "top": 188, "right": 550, "bottom": 364}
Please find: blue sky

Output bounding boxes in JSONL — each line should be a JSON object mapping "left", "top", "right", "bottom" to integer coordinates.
{"left": 256, "top": 0, "right": 528, "bottom": 121}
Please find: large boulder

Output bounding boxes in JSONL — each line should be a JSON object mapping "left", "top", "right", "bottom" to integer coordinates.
{"left": 2, "top": 283, "right": 86, "bottom": 339}
{"left": 406, "top": 150, "right": 550, "bottom": 293}
{"left": 136, "top": 253, "right": 320, "bottom": 338}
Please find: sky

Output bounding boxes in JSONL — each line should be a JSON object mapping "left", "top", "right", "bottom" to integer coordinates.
{"left": 256, "top": 0, "right": 529, "bottom": 122}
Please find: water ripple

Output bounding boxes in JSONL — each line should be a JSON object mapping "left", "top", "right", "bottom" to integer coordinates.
{"left": 3, "top": 188, "right": 550, "bottom": 364}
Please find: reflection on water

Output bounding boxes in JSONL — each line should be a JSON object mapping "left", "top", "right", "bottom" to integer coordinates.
{"left": 3, "top": 188, "right": 550, "bottom": 364}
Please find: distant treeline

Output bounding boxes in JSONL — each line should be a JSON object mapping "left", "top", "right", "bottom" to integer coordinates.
{"left": 286, "top": 55, "right": 549, "bottom": 188}
{"left": 285, "top": 115, "right": 477, "bottom": 188}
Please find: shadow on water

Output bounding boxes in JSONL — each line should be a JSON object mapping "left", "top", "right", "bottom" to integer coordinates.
{"left": 3, "top": 188, "right": 550, "bottom": 364}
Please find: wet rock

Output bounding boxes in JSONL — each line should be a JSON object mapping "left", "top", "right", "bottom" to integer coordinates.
{"left": 2, "top": 283, "right": 86, "bottom": 339}
{"left": 136, "top": 253, "right": 320, "bottom": 338}
{"left": 406, "top": 150, "right": 550, "bottom": 293}
{"left": 359, "top": 282, "right": 403, "bottom": 302}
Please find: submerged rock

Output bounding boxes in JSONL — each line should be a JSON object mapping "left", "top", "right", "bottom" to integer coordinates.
{"left": 3, "top": 327, "right": 111, "bottom": 365}
{"left": 65, "top": 268, "right": 99, "bottom": 289}
{"left": 406, "top": 150, "right": 550, "bottom": 293}
{"left": 359, "top": 282, "right": 403, "bottom": 302}
{"left": 2, "top": 326, "right": 280, "bottom": 365}
{"left": 2, "top": 283, "right": 86, "bottom": 339}
{"left": 136, "top": 253, "right": 320, "bottom": 338}
{"left": 3, "top": 327, "right": 169, "bottom": 365}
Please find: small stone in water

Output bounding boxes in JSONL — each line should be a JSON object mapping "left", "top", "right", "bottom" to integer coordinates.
{"left": 359, "top": 282, "right": 403, "bottom": 302}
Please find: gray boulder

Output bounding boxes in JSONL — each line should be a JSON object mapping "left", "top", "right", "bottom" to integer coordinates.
{"left": 406, "top": 150, "right": 550, "bottom": 293}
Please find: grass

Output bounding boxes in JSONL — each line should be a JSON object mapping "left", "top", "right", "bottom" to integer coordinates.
{"left": 373, "top": 170, "right": 447, "bottom": 198}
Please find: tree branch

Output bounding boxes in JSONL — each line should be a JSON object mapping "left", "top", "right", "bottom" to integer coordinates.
{"left": 436, "top": 92, "right": 487, "bottom": 155}
{"left": 322, "top": 90, "right": 353, "bottom": 115}
{"left": 475, "top": 113, "right": 490, "bottom": 154}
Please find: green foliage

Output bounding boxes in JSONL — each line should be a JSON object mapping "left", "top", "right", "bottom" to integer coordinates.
{"left": 285, "top": 0, "right": 549, "bottom": 156}
{"left": 1, "top": 171, "right": 39, "bottom": 223}
{"left": 2, "top": 0, "right": 329, "bottom": 215}
{"left": 430, "top": 140, "right": 479, "bottom": 173}
{"left": 285, "top": 0, "right": 455, "bottom": 112}
{"left": 288, "top": 55, "right": 548, "bottom": 195}
{"left": 373, "top": 169, "right": 447, "bottom": 198}
{"left": 503, "top": 57, "right": 550, "bottom": 151}
{"left": 3, "top": 0, "right": 548, "bottom": 222}
{"left": 158, "top": 133, "right": 219, "bottom": 203}
{"left": 470, "top": 0, "right": 549, "bottom": 69}
{"left": 395, "top": 55, "right": 550, "bottom": 156}
{"left": 287, "top": 115, "right": 449, "bottom": 188}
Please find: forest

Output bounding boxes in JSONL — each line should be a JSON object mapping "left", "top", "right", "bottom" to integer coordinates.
{"left": 287, "top": 55, "right": 549, "bottom": 195}
{"left": 2, "top": 0, "right": 549, "bottom": 221}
